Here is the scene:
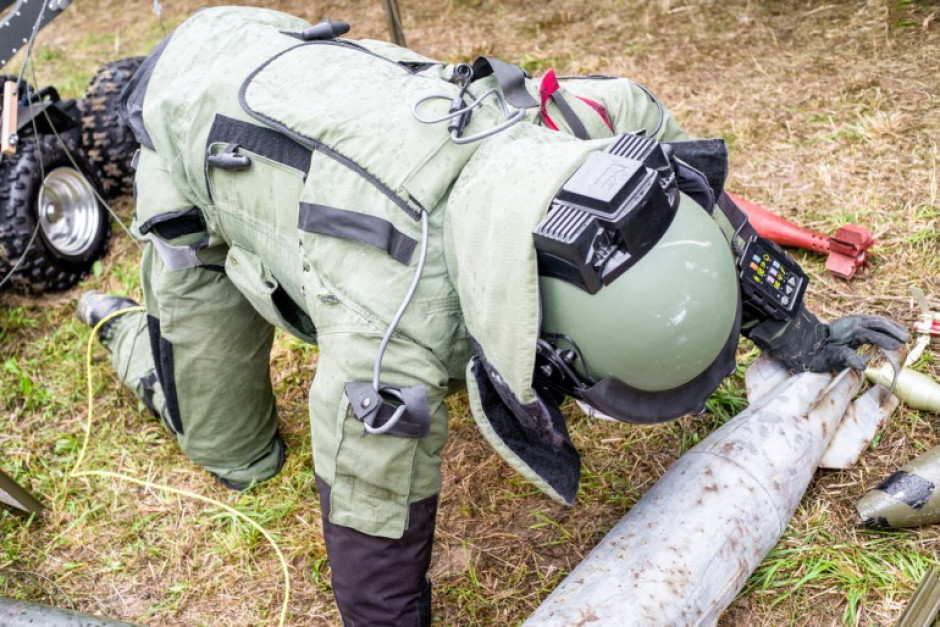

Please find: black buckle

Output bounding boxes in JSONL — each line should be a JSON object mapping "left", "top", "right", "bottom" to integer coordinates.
{"left": 206, "top": 143, "right": 251, "bottom": 171}
{"left": 345, "top": 381, "right": 431, "bottom": 438}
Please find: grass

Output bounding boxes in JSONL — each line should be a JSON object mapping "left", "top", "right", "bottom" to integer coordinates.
{"left": 1, "top": 0, "right": 939, "bottom": 625}
{"left": 745, "top": 527, "right": 936, "bottom": 625}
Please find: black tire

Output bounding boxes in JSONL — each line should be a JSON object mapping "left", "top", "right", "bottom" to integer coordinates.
{"left": 80, "top": 56, "right": 144, "bottom": 199}
{"left": 0, "top": 135, "right": 110, "bottom": 293}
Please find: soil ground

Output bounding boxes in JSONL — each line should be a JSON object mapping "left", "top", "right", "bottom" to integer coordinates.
{"left": 2, "top": 0, "right": 940, "bottom": 625}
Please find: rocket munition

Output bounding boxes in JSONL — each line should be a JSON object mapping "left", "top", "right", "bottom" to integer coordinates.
{"left": 865, "top": 363, "right": 940, "bottom": 415}
{"left": 0, "top": 597, "right": 140, "bottom": 626}
{"left": 525, "top": 357, "right": 893, "bottom": 626}
{"left": 0, "top": 468, "right": 42, "bottom": 514}
{"left": 858, "top": 445, "right": 940, "bottom": 529}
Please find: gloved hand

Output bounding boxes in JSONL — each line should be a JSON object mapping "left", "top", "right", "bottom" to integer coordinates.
{"left": 749, "top": 309, "right": 909, "bottom": 374}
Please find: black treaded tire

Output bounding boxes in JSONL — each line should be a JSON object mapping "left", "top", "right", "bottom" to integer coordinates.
{"left": 0, "top": 135, "right": 110, "bottom": 293}
{"left": 80, "top": 56, "right": 144, "bottom": 199}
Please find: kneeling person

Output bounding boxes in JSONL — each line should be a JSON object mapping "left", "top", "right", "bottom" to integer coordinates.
{"left": 79, "top": 6, "right": 907, "bottom": 625}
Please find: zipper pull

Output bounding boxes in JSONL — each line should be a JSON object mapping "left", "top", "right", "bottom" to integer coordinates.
{"left": 301, "top": 20, "right": 350, "bottom": 41}
{"left": 207, "top": 143, "right": 251, "bottom": 171}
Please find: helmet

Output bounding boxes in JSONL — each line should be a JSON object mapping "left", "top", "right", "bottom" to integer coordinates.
{"left": 533, "top": 136, "right": 741, "bottom": 423}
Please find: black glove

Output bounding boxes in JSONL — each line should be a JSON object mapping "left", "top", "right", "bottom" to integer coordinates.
{"left": 748, "top": 309, "right": 909, "bottom": 373}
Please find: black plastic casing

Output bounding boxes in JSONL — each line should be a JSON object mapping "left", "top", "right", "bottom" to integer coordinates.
{"left": 533, "top": 134, "right": 679, "bottom": 294}
{"left": 737, "top": 236, "right": 808, "bottom": 320}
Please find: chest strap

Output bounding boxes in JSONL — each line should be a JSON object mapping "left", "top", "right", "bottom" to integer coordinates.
{"left": 298, "top": 202, "right": 417, "bottom": 266}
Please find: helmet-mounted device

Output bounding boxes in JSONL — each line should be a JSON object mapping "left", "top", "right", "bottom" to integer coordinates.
{"left": 533, "top": 134, "right": 742, "bottom": 424}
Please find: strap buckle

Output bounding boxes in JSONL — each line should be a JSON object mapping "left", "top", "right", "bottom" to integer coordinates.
{"left": 345, "top": 381, "right": 431, "bottom": 438}
{"left": 206, "top": 142, "right": 251, "bottom": 171}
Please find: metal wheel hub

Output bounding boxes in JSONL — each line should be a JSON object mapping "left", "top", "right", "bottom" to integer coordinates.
{"left": 37, "top": 166, "right": 100, "bottom": 258}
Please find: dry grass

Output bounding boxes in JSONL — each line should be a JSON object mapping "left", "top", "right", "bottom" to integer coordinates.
{"left": 2, "top": 0, "right": 940, "bottom": 625}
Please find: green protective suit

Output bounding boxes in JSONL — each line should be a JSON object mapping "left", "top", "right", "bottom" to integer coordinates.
{"left": 106, "top": 6, "right": 694, "bottom": 540}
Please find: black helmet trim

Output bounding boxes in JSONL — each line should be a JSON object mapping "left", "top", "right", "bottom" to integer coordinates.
{"left": 576, "top": 302, "right": 742, "bottom": 424}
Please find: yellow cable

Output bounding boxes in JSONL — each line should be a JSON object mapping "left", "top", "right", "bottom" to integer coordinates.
{"left": 73, "top": 306, "right": 144, "bottom": 472}
{"left": 70, "top": 469, "right": 292, "bottom": 625}
{"left": 71, "top": 306, "right": 291, "bottom": 626}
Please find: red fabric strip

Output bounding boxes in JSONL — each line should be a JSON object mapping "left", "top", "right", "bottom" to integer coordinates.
{"left": 538, "top": 68, "right": 561, "bottom": 131}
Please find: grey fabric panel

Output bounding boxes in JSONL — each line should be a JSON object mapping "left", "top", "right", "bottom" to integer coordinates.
{"left": 121, "top": 32, "right": 174, "bottom": 150}
{"left": 139, "top": 370, "right": 160, "bottom": 417}
{"left": 298, "top": 202, "right": 417, "bottom": 265}
{"left": 150, "top": 237, "right": 203, "bottom": 270}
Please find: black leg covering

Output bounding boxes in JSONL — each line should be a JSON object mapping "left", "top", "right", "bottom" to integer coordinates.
{"left": 316, "top": 475, "right": 436, "bottom": 627}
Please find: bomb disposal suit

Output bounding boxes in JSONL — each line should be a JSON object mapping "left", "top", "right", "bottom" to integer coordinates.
{"left": 94, "top": 7, "right": 907, "bottom": 625}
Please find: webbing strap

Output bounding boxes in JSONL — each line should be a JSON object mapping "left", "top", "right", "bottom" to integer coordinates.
{"left": 549, "top": 91, "right": 588, "bottom": 140}
{"left": 538, "top": 69, "right": 612, "bottom": 138}
{"left": 206, "top": 114, "right": 312, "bottom": 174}
{"left": 716, "top": 192, "right": 758, "bottom": 253}
{"left": 138, "top": 206, "right": 206, "bottom": 239}
{"left": 298, "top": 202, "right": 417, "bottom": 265}
{"left": 138, "top": 206, "right": 202, "bottom": 237}
{"left": 470, "top": 56, "right": 539, "bottom": 109}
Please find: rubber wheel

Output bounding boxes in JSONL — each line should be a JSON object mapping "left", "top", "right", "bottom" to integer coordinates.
{"left": 80, "top": 56, "right": 144, "bottom": 199}
{"left": 0, "top": 135, "right": 110, "bottom": 293}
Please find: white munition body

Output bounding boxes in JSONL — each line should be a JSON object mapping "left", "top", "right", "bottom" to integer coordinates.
{"left": 525, "top": 358, "right": 870, "bottom": 626}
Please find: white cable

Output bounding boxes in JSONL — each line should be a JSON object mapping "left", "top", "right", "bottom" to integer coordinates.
{"left": 363, "top": 209, "right": 430, "bottom": 435}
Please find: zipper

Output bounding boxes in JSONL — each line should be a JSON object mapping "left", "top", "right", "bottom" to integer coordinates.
{"left": 238, "top": 42, "right": 423, "bottom": 220}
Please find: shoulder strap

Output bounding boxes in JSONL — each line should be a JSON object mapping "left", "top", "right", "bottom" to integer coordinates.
{"left": 470, "top": 56, "right": 539, "bottom": 109}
